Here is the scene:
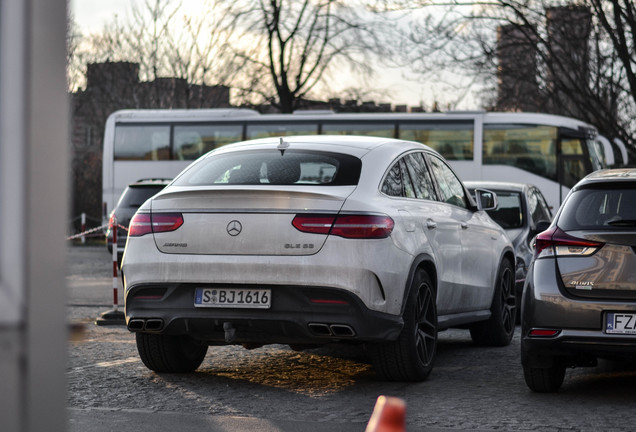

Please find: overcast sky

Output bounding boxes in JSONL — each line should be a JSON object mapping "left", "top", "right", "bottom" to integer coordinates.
{"left": 69, "top": 0, "right": 474, "bottom": 109}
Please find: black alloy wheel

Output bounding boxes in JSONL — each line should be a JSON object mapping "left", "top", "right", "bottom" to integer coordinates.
{"left": 370, "top": 269, "right": 437, "bottom": 382}
{"left": 470, "top": 258, "right": 516, "bottom": 346}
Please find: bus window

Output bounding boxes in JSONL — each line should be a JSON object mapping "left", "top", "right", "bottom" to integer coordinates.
{"left": 174, "top": 125, "right": 242, "bottom": 160}
{"left": 585, "top": 139, "right": 605, "bottom": 171}
{"left": 561, "top": 138, "right": 584, "bottom": 155}
{"left": 560, "top": 138, "right": 589, "bottom": 188}
{"left": 114, "top": 125, "right": 170, "bottom": 160}
{"left": 483, "top": 125, "right": 557, "bottom": 180}
{"left": 399, "top": 122, "right": 473, "bottom": 160}
{"left": 560, "top": 158, "right": 586, "bottom": 188}
{"left": 321, "top": 122, "right": 394, "bottom": 137}
{"left": 246, "top": 123, "right": 318, "bottom": 139}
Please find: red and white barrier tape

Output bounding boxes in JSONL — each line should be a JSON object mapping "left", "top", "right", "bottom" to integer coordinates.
{"left": 66, "top": 223, "right": 128, "bottom": 241}
{"left": 66, "top": 224, "right": 109, "bottom": 241}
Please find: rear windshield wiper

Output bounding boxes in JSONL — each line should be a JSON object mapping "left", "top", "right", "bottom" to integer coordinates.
{"left": 607, "top": 219, "right": 636, "bottom": 227}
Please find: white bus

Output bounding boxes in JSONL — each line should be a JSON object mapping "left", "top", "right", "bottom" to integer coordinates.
{"left": 102, "top": 108, "right": 615, "bottom": 224}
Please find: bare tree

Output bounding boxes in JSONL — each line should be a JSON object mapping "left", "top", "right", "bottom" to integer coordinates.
{"left": 68, "top": 0, "right": 242, "bottom": 99}
{"left": 222, "top": 0, "right": 395, "bottom": 112}
{"left": 381, "top": 0, "right": 635, "bottom": 154}
{"left": 67, "top": 0, "right": 243, "bottom": 225}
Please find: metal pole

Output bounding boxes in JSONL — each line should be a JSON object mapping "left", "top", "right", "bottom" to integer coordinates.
{"left": 96, "top": 214, "right": 125, "bottom": 325}
{"left": 112, "top": 215, "right": 118, "bottom": 311}
{"left": 81, "top": 212, "right": 86, "bottom": 244}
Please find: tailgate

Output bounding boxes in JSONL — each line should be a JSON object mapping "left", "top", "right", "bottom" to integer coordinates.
{"left": 150, "top": 187, "right": 354, "bottom": 255}
{"left": 558, "top": 231, "right": 636, "bottom": 299}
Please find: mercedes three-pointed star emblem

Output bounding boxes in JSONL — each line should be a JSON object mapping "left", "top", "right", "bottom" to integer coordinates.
{"left": 226, "top": 220, "right": 242, "bottom": 236}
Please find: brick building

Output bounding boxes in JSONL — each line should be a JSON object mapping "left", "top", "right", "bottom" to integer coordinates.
{"left": 496, "top": 5, "right": 592, "bottom": 117}
{"left": 496, "top": 24, "right": 539, "bottom": 112}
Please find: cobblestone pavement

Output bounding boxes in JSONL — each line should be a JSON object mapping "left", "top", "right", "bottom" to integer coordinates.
{"left": 67, "top": 246, "right": 636, "bottom": 431}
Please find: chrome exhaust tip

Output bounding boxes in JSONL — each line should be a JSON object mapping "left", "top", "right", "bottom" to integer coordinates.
{"left": 144, "top": 319, "right": 164, "bottom": 331}
{"left": 330, "top": 324, "right": 356, "bottom": 337}
{"left": 128, "top": 319, "right": 144, "bottom": 331}
{"left": 308, "top": 322, "right": 332, "bottom": 336}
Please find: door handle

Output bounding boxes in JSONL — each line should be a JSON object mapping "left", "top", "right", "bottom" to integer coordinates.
{"left": 426, "top": 220, "right": 437, "bottom": 230}
{"left": 461, "top": 222, "right": 468, "bottom": 230}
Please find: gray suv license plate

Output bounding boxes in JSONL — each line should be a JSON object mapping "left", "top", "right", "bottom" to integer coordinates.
{"left": 605, "top": 312, "right": 636, "bottom": 334}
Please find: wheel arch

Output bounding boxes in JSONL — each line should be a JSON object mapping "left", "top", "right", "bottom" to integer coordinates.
{"left": 399, "top": 253, "right": 438, "bottom": 316}
{"left": 489, "top": 247, "right": 516, "bottom": 303}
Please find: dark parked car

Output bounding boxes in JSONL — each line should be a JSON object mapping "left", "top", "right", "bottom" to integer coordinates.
{"left": 106, "top": 178, "right": 171, "bottom": 258}
{"left": 465, "top": 181, "right": 553, "bottom": 320}
{"left": 521, "top": 168, "right": 636, "bottom": 392}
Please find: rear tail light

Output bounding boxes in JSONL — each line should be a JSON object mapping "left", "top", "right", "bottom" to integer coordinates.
{"left": 292, "top": 214, "right": 394, "bottom": 239}
{"left": 128, "top": 213, "right": 183, "bottom": 237}
{"left": 534, "top": 226, "right": 603, "bottom": 259}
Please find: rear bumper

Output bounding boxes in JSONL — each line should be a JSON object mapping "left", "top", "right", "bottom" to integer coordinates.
{"left": 521, "top": 329, "right": 636, "bottom": 366}
{"left": 121, "top": 234, "right": 414, "bottom": 316}
{"left": 521, "top": 258, "right": 636, "bottom": 365}
{"left": 125, "top": 283, "right": 404, "bottom": 345}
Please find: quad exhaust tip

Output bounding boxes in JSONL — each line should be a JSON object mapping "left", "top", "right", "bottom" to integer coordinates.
{"left": 308, "top": 322, "right": 356, "bottom": 337}
{"left": 128, "top": 318, "right": 164, "bottom": 332}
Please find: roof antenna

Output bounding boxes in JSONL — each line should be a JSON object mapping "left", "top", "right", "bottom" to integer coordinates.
{"left": 278, "top": 137, "right": 290, "bottom": 155}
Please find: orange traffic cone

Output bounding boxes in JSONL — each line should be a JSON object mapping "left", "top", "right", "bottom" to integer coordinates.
{"left": 365, "top": 395, "right": 406, "bottom": 432}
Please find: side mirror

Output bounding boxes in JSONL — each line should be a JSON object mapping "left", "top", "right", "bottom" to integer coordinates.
{"left": 474, "top": 188, "right": 498, "bottom": 211}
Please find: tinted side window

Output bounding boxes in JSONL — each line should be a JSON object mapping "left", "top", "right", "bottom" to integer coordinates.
{"left": 483, "top": 124, "right": 557, "bottom": 181}
{"left": 381, "top": 156, "right": 421, "bottom": 198}
{"left": 428, "top": 155, "right": 468, "bottom": 208}
{"left": 381, "top": 161, "right": 404, "bottom": 197}
{"left": 322, "top": 122, "right": 395, "bottom": 138}
{"left": 528, "top": 188, "right": 552, "bottom": 224}
{"left": 114, "top": 125, "right": 170, "bottom": 160}
{"left": 486, "top": 192, "right": 522, "bottom": 228}
{"left": 400, "top": 159, "right": 417, "bottom": 198}
{"left": 398, "top": 121, "right": 474, "bottom": 161}
{"left": 174, "top": 125, "right": 242, "bottom": 160}
{"left": 404, "top": 152, "right": 436, "bottom": 200}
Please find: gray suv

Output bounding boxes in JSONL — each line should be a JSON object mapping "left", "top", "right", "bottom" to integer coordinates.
{"left": 106, "top": 179, "right": 171, "bottom": 259}
{"left": 521, "top": 168, "right": 636, "bottom": 392}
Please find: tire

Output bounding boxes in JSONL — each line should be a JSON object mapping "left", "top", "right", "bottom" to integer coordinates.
{"left": 470, "top": 258, "right": 516, "bottom": 347}
{"left": 136, "top": 333, "right": 208, "bottom": 373}
{"left": 523, "top": 362, "right": 566, "bottom": 393}
{"left": 370, "top": 269, "right": 437, "bottom": 382}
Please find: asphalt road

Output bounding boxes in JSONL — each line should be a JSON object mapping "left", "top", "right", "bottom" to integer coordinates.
{"left": 67, "top": 245, "right": 636, "bottom": 431}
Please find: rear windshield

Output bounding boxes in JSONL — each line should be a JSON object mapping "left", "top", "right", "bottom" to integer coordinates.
{"left": 173, "top": 150, "right": 362, "bottom": 186}
{"left": 558, "top": 185, "right": 636, "bottom": 230}
{"left": 118, "top": 186, "right": 167, "bottom": 208}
